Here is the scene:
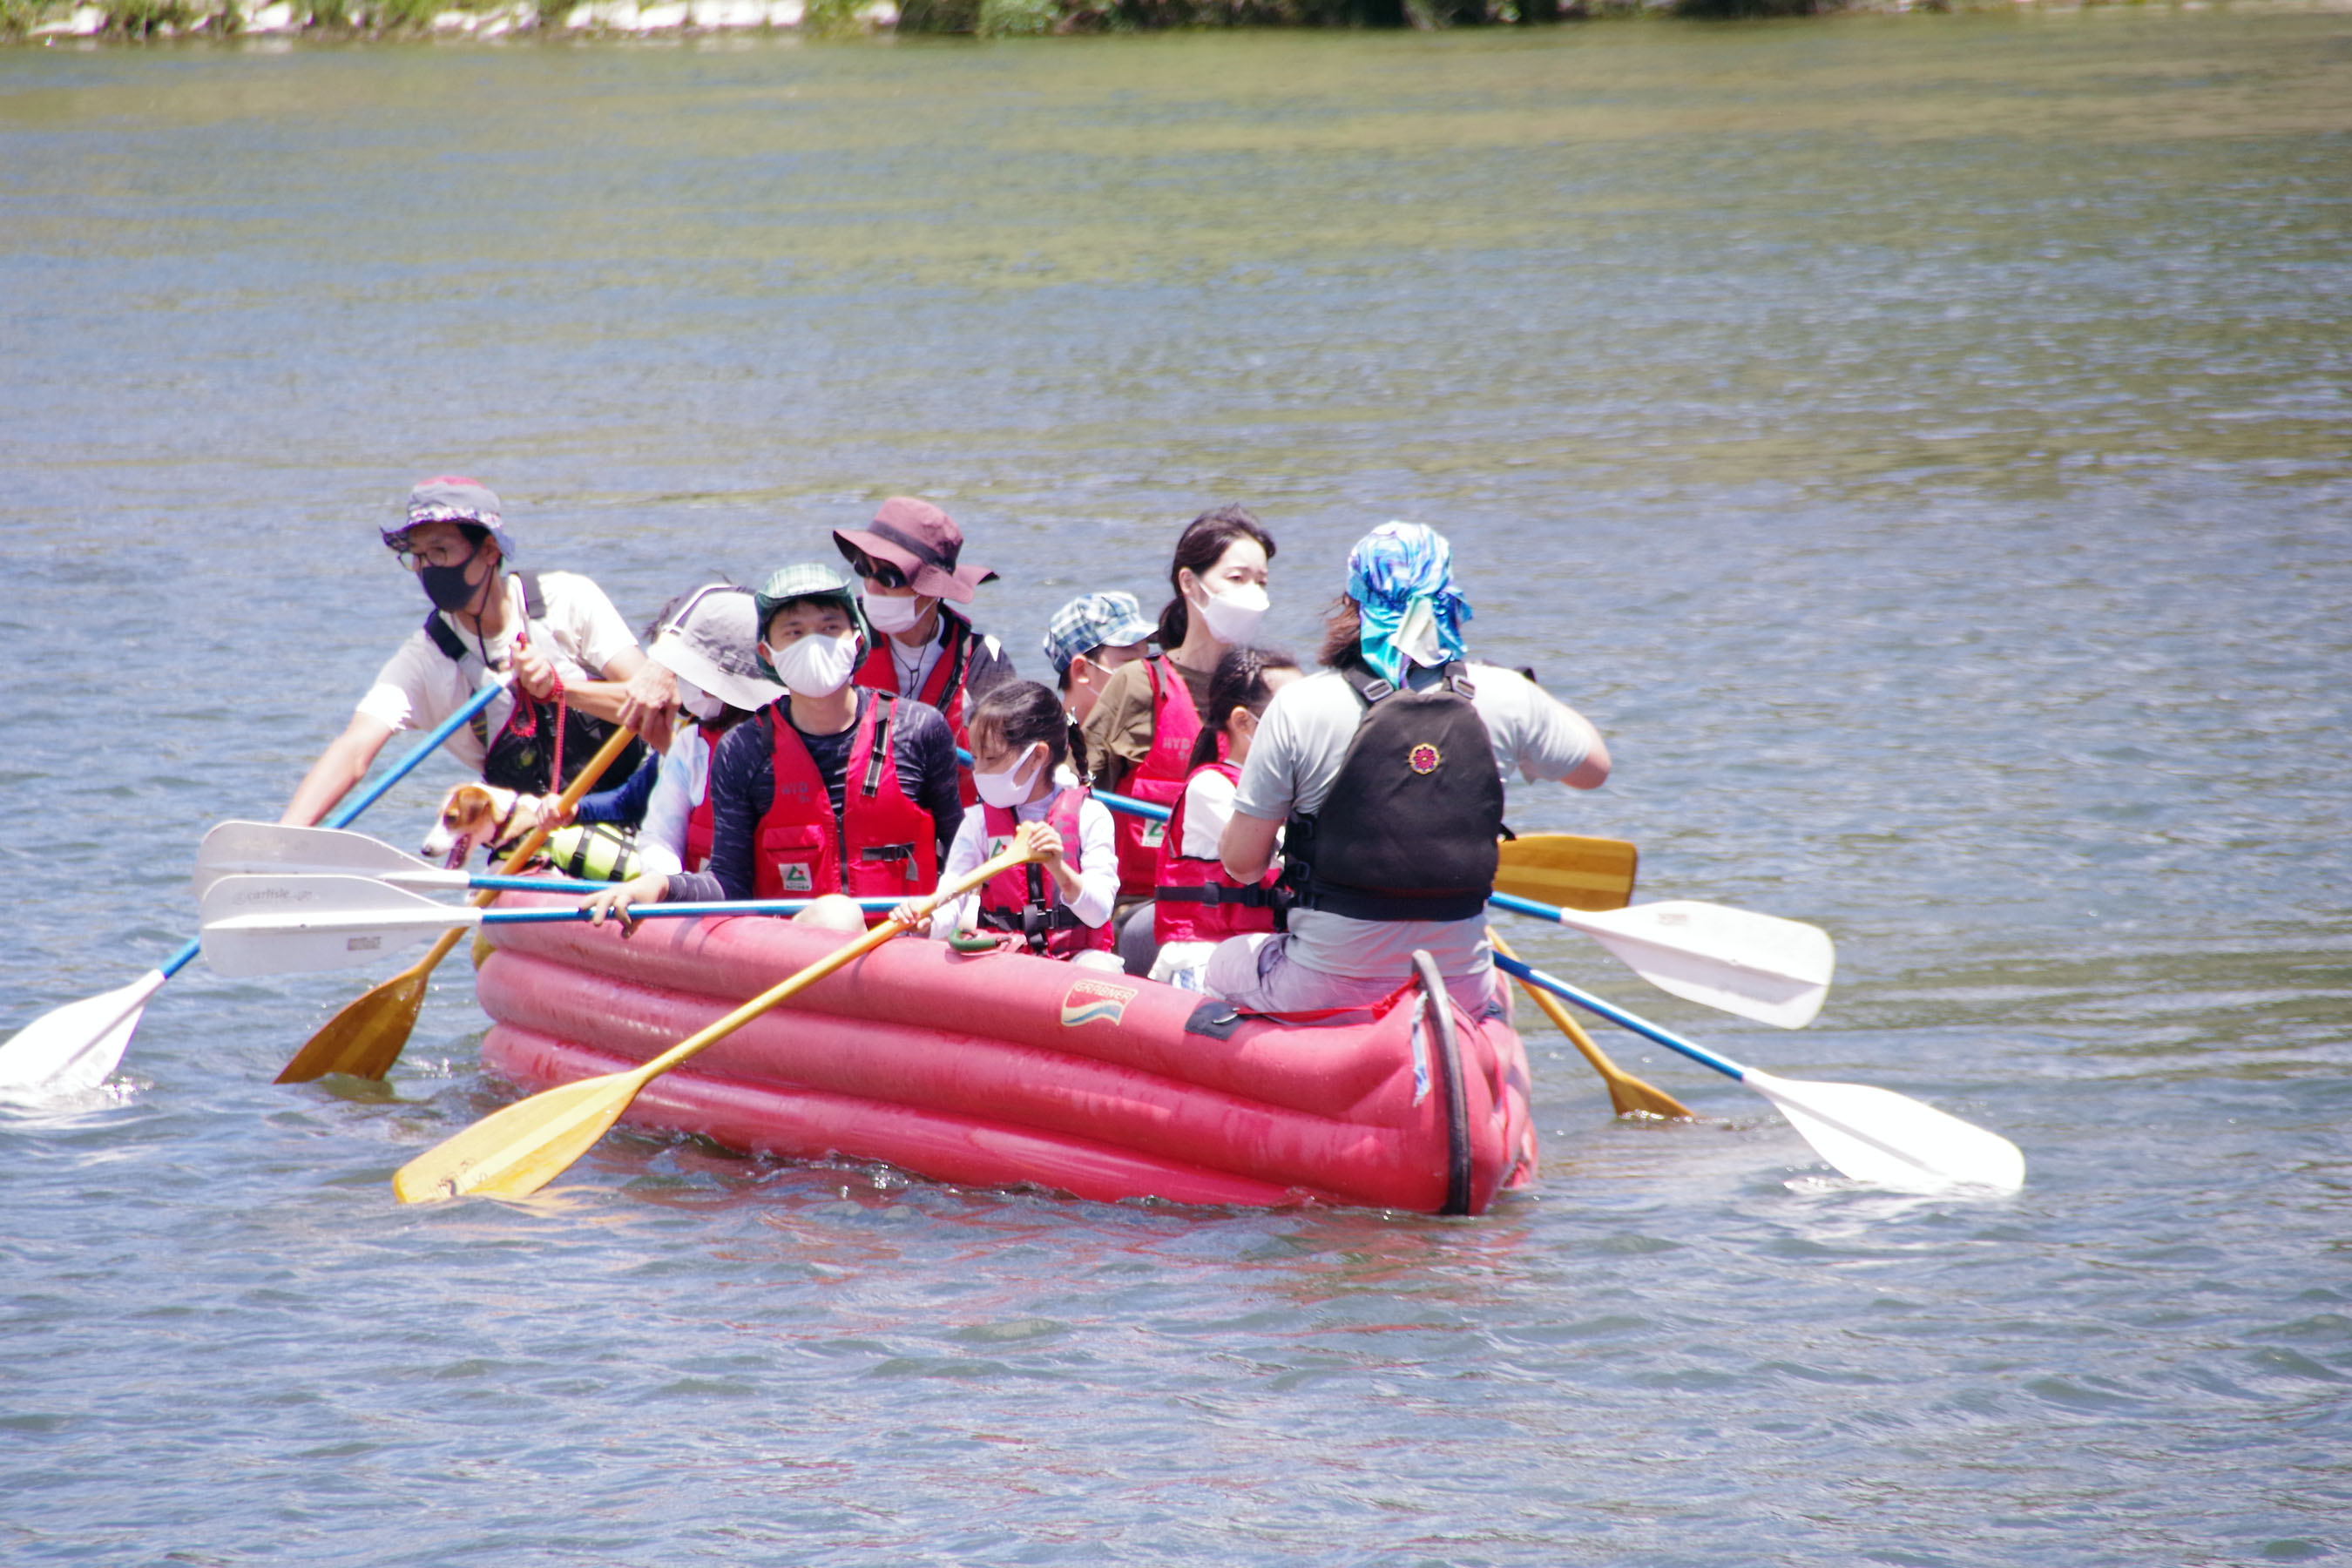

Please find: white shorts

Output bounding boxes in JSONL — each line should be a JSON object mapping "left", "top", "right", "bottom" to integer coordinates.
{"left": 1201, "top": 932, "right": 1499, "bottom": 1020}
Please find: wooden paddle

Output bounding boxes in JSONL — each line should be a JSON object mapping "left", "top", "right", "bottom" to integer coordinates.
{"left": 1495, "top": 833, "right": 1636, "bottom": 913}
{"left": 1490, "top": 930, "right": 1693, "bottom": 1119}
{"left": 274, "top": 725, "right": 639, "bottom": 1085}
{"left": 391, "top": 825, "right": 1049, "bottom": 1203}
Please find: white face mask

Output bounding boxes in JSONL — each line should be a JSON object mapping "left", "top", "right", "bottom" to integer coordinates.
{"left": 971, "top": 741, "right": 1044, "bottom": 809}
{"left": 676, "top": 677, "right": 725, "bottom": 723}
{"left": 767, "top": 631, "right": 860, "bottom": 699}
{"left": 862, "top": 592, "right": 930, "bottom": 635}
{"left": 1193, "top": 579, "right": 1269, "bottom": 645}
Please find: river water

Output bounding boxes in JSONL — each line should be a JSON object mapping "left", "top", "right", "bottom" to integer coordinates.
{"left": 4, "top": 11, "right": 2349, "bottom": 1565}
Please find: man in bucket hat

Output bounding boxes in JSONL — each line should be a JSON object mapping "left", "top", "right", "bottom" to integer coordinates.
{"left": 280, "top": 476, "right": 650, "bottom": 826}
{"left": 835, "top": 497, "right": 1017, "bottom": 801}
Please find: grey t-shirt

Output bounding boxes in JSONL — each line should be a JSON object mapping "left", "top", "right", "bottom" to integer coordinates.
{"left": 1232, "top": 662, "right": 1598, "bottom": 980}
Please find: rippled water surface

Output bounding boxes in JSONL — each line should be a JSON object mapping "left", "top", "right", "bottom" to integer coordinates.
{"left": 4, "top": 12, "right": 2349, "bottom": 1565}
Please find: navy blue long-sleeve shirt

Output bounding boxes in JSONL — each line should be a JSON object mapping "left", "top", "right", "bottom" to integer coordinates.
{"left": 663, "top": 691, "right": 963, "bottom": 902}
{"left": 572, "top": 749, "right": 661, "bottom": 828}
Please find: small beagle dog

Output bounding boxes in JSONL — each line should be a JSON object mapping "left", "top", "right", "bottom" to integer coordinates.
{"left": 421, "top": 782, "right": 554, "bottom": 869}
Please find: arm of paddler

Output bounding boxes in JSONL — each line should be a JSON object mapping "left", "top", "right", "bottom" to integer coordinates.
{"left": 614, "top": 658, "right": 677, "bottom": 754}
{"left": 280, "top": 710, "right": 397, "bottom": 827}
{"left": 1065, "top": 796, "right": 1119, "bottom": 926}
{"left": 1219, "top": 809, "right": 1281, "bottom": 885}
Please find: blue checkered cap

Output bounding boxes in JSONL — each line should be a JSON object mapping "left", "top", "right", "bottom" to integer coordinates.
{"left": 1041, "top": 591, "right": 1157, "bottom": 677}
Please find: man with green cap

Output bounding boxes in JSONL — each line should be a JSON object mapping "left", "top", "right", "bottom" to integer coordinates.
{"left": 282, "top": 476, "right": 649, "bottom": 826}
{"left": 584, "top": 564, "right": 964, "bottom": 935}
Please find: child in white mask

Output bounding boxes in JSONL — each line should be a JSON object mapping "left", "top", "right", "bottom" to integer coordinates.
{"left": 899, "top": 681, "right": 1122, "bottom": 970}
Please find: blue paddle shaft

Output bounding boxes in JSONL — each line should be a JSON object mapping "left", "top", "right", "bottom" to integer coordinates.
{"left": 1492, "top": 952, "right": 1747, "bottom": 1083}
{"left": 469, "top": 873, "right": 605, "bottom": 895}
{"left": 956, "top": 747, "right": 1169, "bottom": 822}
{"left": 324, "top": 676, "right": 507, "bottom": 830}
{"left": 1487, "top": 890, "right": 1559, "bottom": 923}
{"left": 478, "top": 898, "right": 901, "bottom": 926}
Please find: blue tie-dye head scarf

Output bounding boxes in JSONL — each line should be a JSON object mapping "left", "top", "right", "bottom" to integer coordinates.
{"left": 1347, "top": 521, "right": 1473, "bottom": 687}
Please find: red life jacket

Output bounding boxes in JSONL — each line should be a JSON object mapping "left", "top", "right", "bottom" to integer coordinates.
{"left": 1111, "top": 656, "right": 1221, "bottom": 899}
{"left": 682, "top": 724, "right": 718, "bottom": 875}
{"left": 753, "top": 692, "right": 937, "bottom": 902}
{"left": 976, "top": 786, "right": 1118, "bottom": 960}
{"left": 1152, "top": 761, "right": 1280, "bottom": 943}
{"left": 853, "top": 606, "right": 982, "bottom": 806}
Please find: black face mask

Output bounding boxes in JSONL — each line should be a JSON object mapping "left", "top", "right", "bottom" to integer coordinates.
{"left": 418, "top": 553, "right": 483, "bottom": 613}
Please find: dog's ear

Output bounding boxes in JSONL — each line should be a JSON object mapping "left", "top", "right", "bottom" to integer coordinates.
{"left": 443, "top": 783, "right": 493, "bottom": 823}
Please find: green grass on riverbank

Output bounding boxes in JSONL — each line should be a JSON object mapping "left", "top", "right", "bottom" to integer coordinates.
{"left": 0, "top": 0, "right": 2310, "bottom": 44}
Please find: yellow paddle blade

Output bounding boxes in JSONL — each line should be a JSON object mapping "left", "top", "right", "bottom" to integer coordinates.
{"left": 1490, "top": 930, "right": 1692, "bottom": 1120}
{"left": 391, "top": 1068, "right": 642, "bottom": 1203}
{"left": 274, "top": 927, "right": 462, "bottom": 1084}
{"left": 1495, "top": 834, "right": 1637, "bottom": 913}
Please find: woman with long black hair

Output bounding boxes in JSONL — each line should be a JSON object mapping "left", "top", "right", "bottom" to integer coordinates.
{"left": 1077, "top": 504, "right": 1277, "bottom": 970}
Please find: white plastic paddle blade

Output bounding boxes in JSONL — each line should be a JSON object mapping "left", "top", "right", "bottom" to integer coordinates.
{"left": 193, "top": 821, "right": 467, "bottom": 900}
{"left": 199, "top": 874, "right": 478, "bottom": 978}
{"left": 1561, "top": 901, "right": 1835, "bottom": 1029}
{"left": 1743, "top": 1068, "right": 2025, "bottom": 1194}
{"left": 0, "top": 969, "right": 166, "bottom": 1096}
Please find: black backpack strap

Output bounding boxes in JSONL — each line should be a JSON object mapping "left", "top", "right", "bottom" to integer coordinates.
{"left": 423, "top": 613, "right": 469, "bottom": 662}
{"left": 516, "top": 571, "right": 546, "bottom": 622}
{"left": 939, "top": 612, "right": 974, "bottom": 706}
{"left": 1340, "top": 665, "right": 1396, "bottom": 706}
{"left": 860, "top": 693, "right": 892, "bottom": 801}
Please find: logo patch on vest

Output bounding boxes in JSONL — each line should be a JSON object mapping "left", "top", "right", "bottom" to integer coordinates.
{"left": 1408, "top": 742, "right": 1442, "bottom": 775}
{"left": 1140, "top": 820, "right": 1167, "bottom": 848}
{"left": 775, "top": 861, "right": 815, "bottom": 893}
{"left": 1059, "top": 978, "right": 1138, "bottom": 1029}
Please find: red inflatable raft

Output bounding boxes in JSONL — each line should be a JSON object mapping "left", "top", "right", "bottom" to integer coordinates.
{"left": 472, "top": 901, "right": 1539, "bottom": 1213}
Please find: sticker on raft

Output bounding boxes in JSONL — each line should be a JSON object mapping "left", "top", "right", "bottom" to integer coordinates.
{"left": 1060, "top": 978, "right": 1138, "bottom": 1029}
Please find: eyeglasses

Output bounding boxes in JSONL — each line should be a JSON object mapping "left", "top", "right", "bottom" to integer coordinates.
{"left": 848, "top": 553, "right": 909, "bottom": 591}
{"left": 391, "top": 537, "right": 480, "bottom": 572}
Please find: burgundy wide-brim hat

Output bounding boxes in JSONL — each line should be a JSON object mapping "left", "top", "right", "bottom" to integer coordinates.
{"left": 832, "top": 497, "right": 996, "bottom": 605}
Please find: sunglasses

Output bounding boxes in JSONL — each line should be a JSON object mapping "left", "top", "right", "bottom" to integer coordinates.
{"left": 849, "top": 553, "right": 910, "bottom": 591}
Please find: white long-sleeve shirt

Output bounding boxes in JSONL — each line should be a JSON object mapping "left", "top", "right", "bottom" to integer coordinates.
{"left": 928, "top": 775, "right": 1118, "bottom": 940}
{"left": 631, "top": 723, "right": 714, "bottom": 879}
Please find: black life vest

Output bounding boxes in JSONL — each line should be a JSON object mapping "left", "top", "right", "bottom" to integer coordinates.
{"left": 1280, "top": 663, "right": 1503, "bottom": 924}
{"left": 423, "top": 571, "right": 648, "bottom": 796}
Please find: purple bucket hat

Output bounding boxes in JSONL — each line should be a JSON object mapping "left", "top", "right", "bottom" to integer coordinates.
{"left": 385, "top": 476, "right": 517, "bottom": 559}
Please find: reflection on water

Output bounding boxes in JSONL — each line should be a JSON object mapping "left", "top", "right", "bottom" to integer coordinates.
{"left": 3, "top": 10, "right": 2350, "bottom": 1565}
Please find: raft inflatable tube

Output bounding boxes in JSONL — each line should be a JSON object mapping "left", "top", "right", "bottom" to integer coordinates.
{"left": 472, "top": 896, "right": 1539, "bottom": 1213}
